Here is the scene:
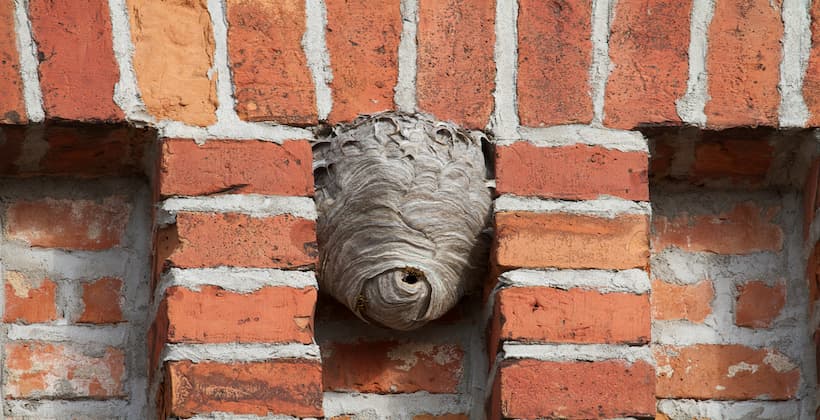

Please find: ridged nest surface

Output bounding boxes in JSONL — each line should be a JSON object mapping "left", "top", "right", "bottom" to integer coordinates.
{"left": 313, "top": 112, "right": 492, "bottom": 330}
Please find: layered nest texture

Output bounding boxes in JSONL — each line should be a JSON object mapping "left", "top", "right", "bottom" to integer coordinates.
{"left": 313, "top": 112, "right": 492, "bottom": 330}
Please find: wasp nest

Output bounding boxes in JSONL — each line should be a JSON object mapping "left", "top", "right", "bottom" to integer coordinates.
{"left": 313, "top": 112, "right": 492, "bottom": 330}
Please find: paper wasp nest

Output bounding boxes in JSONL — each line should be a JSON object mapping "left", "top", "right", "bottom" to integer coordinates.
{"left": 313, "top": 112, "right": 492, "bottom": 330}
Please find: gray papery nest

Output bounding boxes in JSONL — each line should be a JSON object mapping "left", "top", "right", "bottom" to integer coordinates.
{"left": 313, "top": 112, "right": 492, "bottom": 330}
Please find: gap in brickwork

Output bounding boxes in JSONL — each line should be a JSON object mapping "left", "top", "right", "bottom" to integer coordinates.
{"left": 646, "top": 127, "right": 818, "bottom": 418}
{"left": 0, "top": 123, "right": 156, "bottom": 418}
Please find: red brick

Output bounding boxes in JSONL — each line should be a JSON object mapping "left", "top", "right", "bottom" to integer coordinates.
{"left": 494, "top": 359, "right": 655, "bottom": 419}
{"left": 159, "top": 139, "right": 313, "bottom": 197}
{"left": 805, "top": 1, "right": 820, "bottom": 126}
{"left": 325, "top": 0, "right": 400, "bottom": 123}
{"left": 0, "top": 2, "right": 26, "bottom": 124}
{"left": 518, "top": 0, "right": 593, "bottom": 126}
{"left": 416, "top": 0, "right": 495, "bottom": 129}
{"left": 495, "top": 212, "right": 649, "bottom": 270}
{"left": 652, "top": 202, "right": 783, "bottom": 254}
{"left": 322, "top": 340, "right": 463, "bottom": 394}
{"left": 3, "top": 272, "right": 58, "bottom": 324}
{"left": 652, "top": 279, "right": 714, "bottom": 323}
{"left": 160, "top": 285, "right": 315, "bottom": 344}
{"left": 655, "top": 344, "right": 799, "bottom": 400}
{"left": 691, "top": 136, "right": 774, "bottom": 185}
{"left": 227, "top": 0, "right": 317, "bottom": 125}
{"left": 494, "top": 287, "right": 650, "bottom": 345}
{"left": 30, "top": 0, "right": 123, "bottom": 122}
{"left": 78, "top": 277, "right": 123, "bottom": 324}
{"left": 495, "top": 143, "right": 649, "bottom": 200}
{"left": 605, "top": 0, "right": 690, "bottom": 129}
{"left": 4, "top": 341, "right": 125, "bottom": 398}
{"left": 165, "top": 212, "right": 317, "bottom": 269}
{"left": 165, "top": 359, "right": 322, "bottom": 417}
{"left": 704, "top": 0, "right": 782, "bottom": 128}
{"left": 5, "top": 197, "right": 130, "bottom": 251}
{"left": 735, "top": 281, "right": 785, "bottom": 328}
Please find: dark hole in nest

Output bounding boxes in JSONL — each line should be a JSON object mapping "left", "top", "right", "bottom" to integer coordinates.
{"left": 403, "top": 273, "right": 419, "bottom": 285}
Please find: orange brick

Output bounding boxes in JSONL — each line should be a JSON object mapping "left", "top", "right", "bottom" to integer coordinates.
{"left": 322, "top": 340, "right": 463, "bottom": 394}
{"left": 159, "top": 139, "right": 313, "bottom": 197}
{"left": 494, "top": 359, "right": 656, "bottom": 419}
{"left": 5, "top": 197, "right": 130, "bottom": 251}
{"left": 652, "top": 279, "right": 714, "bottom": 323}
{"left": 325, "top": 0, "right": 400, "bottom": 123}
{"left": 495, "top": 212, "right": 649, "bottom": 270}
{"left": 4, "top": 342, "right": 125, "bottom": 398}
{"left": 160, "top": 285, "right": 315, "bottom": 344}
{"left": 518, "top": 0, "right": 593, "bottom": 126}
{"left": 3, "top": 272, "right": 58, "bottom": 324}
{"left": 30, "top": 0, "right": 123, "bottom": 122}
{"left": 78, "top": 277, "right": 123, "bottom": 324}
{"left": 704, "top": 0, "right": 782, "bottom": 128}
{"left": 652, "top": 202, "right": 783, "bottom": 255}
{"left": 804, "top": 1, "right": 820, "bottom": 126}
{"left": 735, "top": 281, "right": 785, "bottom": 328}
{"left": 605, "top": 0, "right": 690, "bottom": 129}
{"left": 691, "top": 135, "right": 774, "bottom": 185}
{"left": 165, "top": 212, "right": 317, "bottom": 269}
{"left": 656, "top": 345, "right": 799, "bottom": 400}
{"left": 165, "top": 360, "right": 322, "bottom": 417}
{"left": 227, "top": 0, "right": 317, "bottom": 124}
{"left": 494, "top": 287, "right": 650, "bottom": 345}
{"left": 416, "top": 0, "right": 495, "bottom": 129}
{"left": 0, "top": 1, "right": 26, "bottom": 123}
{"left": 495, "top": 143, "right": 649, "bottom": 201}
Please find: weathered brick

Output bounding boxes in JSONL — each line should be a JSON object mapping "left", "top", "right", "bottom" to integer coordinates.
{"left": 3, "top": 272, "right": 58, "bottom": 324}
{"left": 5, "top": 197, "right": 131, "bottom": 251}
{"left": 495, "top": 212, "right": 649, "bottom": 270}
{"left": 159, "top": 139, "right": 313, "bottom": 197}
{"left": 416, "top": 0, "right": 495, "bottom": 129}
{"left": 325, "top": 0, "right": 400, "bottom": 123}
{"left": 735, "top": 281, "right": 785, "bottom": 328}
{"left": 4, "top": 342, "right": 125, "bottom": 398}
{"left": 165, "top": 359, "right": 323, "bottom": 417}
{"left": 29, "top": 0, "right": 123, "bottom": 121}
{"left": 691, "top": 136, "right": 774, "bottom": 185}
{"left": 160, "top": 285, "right": 315, "bottom": 344}
{"left": 322, "top": 340, "right": 463, "bottom": 394}
{"left": 78, "top": 277, "right": 123, "bottom": 324}
{"left": 127, "top": 0, "right": 216, "bottom": 126}
{"left": 493, "top": 287, "right": 650, "bottom": 345}
{"left": 164, "top": 212, "right": 317, "bottom": 269}
{"left": 0, "top": 1, "right": 26, "bottom": 124}
{"left": 227, "top": 0, "right": 316, "bottom": 125}
{"left": 652, "top": 279, "right": 714, "bottom": 323}
{"left": 495, "top": 143, "right": 649, "bottom": 200}
{"left": 704, "top": 0, "right": 782, "bottom": 128}
{"left": 804, "top": 1, "right": 820, "bottom": 126}
{"left": 652, "top": 202, "right": 783, "bottom": 254}
{"left": 494, "top": 358, "right": 656, "bottom": 419}
{"left": 655, "top": 345, "right": 799, "bottom": 400}
{"left": 518, "top": 0, "right": 593, "bottom": 126}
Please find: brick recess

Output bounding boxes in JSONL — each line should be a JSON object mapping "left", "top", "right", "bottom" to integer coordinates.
{"left": 416, "top": 0, "right": 495, "bottom": 129}
{"left": 29, "top": 0, "right": 123, "bottom": 122}
{"left": 0, "top": 1, "right": 26, "bottom": 123}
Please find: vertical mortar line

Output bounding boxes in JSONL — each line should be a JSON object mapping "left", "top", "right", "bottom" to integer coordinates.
{"left": 304, "top": 0, "right": 333, "bottom": 121}
{"left": 108, "top": 0, "right": 151, "bottom": 123}
{"left": 676, "top": 0, "right": 715, "bottom": 127}
{"left": 207, "top": 0, "right": 241, "bottom": 126}
{"left": 489, "top": 0, "right": 519, "bottom": 140}
{"left": 779, "top": 0, "right": 811, "bottom": 127}
{"left": 395, "top": 0, "right": 419, "bottom": 113}
{"left": 589, "top": 0, "right": 614, "bottom": 127}
{"left": 12, "top": 0, "right": 44, "bottom": 123}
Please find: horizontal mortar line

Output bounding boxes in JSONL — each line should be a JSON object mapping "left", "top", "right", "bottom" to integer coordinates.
{"left": 502, "top": 343, "right": 654, "bottom": 364}
{"left": 498, "top": 268, "right": 650, "bottom": 294}
{"left": 494, "top": 194, "right": 651, "bottom": 217}
{"left": 159, "top": 267, "right": 318, "bottom": 294}
{"left": 162, "top": 343, "right": 321, "bottom": 363}
{"left": 652, "top": 321, "right": 800, "bottom": 348}
{"left": 4, "top": 398, "right": 129, "bottom": 416}
{"left": 657, "top": 398, "right": 800, "bottom": 417}
{"left": 322, "top": 391, "right": 467, "bottom": 417}
{"left": 157, "top": 120, "right": 315, "bottom": 144}
{"left": 6, "top": 324, "right": 128, "bottom": 346}
{"left": 187, "top": 414, "right": 308, "bottom": 420}
{"left": 496, "top": 125, "right": 649, "bottom": 152}
{"left": 157, "top": 195, "right": 318, "bottom": 223}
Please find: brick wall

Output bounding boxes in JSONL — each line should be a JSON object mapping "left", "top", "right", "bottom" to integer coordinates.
{"left": 1, "top": 0, "right": 820, "bottom": 419}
